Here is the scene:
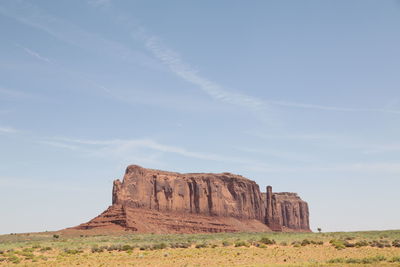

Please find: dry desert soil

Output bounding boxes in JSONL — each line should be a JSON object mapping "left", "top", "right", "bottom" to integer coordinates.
{"left": 0, "top": 230, "right": 400, "bottom": 266}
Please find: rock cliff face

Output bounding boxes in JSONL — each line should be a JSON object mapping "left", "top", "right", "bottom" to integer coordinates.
{"left": 72, "top": 165, "right": 310, "bottom": 233}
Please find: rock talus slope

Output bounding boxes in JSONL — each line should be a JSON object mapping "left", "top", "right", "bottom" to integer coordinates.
{"left": 72, "top": 165, "right": 310, "bottom": 233}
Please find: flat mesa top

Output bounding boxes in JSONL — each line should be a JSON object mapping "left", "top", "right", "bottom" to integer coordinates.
{"left": 124, "top": 164, "right": 253, "bottom": 182}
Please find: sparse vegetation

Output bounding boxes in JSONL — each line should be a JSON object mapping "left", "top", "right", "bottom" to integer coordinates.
{"left": 259, "top": 237, "right": 275, "bottom": 245}
{"left": 0, "top": 230, "right": 399, "bottom": 266}
{"left": 234, "top": 240, "right": 250, "bottom": 247}
{"left": 152, "top": 243, "right": 167, "bottom": 250}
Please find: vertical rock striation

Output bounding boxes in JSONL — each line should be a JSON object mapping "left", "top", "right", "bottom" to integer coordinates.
{"left": 72, "top": 165, "right": 311, "bottom": 233}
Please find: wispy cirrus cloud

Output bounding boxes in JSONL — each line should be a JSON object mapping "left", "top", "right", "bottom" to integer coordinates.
{"left": 3, "top": 1, "right": 399, "bottom": 116}
{"left": 132, "top": 24, "right": 400, "bottom": 116}
{"left": 0, "top": 2, "right": 161, "bottom": 70}
{"left": 16, "top": 44, "right": 51, "bottom": 63}
{"left": 48, "top": 137, "right": 242, "bottom": 163}
{"left": 245, "top": 162, "right": 400, "bottom": 175}
{"left": 144, "top": 36, "right": 267, "bottom": 112}
{"left": 362, "top": 144, "right": 400, "bottom": 154}
{"left": 246, "top": 130, "right": 336, "bottom": 141}
{"left": 265, "top": 100, "right": 400, "bottom": 114}
{"left": 0, "top": 126, "right": 19, "bottom": 134}
{"left": 41, "top": 136, "right": 400, "bottom": 175}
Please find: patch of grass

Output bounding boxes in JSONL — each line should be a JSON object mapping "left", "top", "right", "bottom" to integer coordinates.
{"left": 107, "top": 244, "right": 122, "bottom": 251}
{"left": 392, "top": 239, "right": 400, "bottom": 247}
{"left": 234, "top": 241, "right": 250, "bottom": 247}
{"left": 291, "top": 241, "right": 301, "bottom": 247}
{"left": 39, "top": 246, "right": 52, "bottom": 252}
{"left": 329, "top": 239, "right": 346, "bottom": 250}
{"left": 328, "top": 256, "right": 387, "bottom": 264}
{"left": 7, "top": 255, "right": 21, "bottom": 264}
{"left": 370, "top": 240, "right": 391, "bottom": 248}
{"left": 259, "top": 237, "right": 275, "bottom": 245}
{"left": 152, "top": 243, "right": 167, "bottom": 250}
{"left": 139, "top": 245, "right": 151, "bottom": 251}
{"left": 195, "top": 243, "right": 209, "bottom": 248}
{"left": 354, "top": 240, "right": 368, "bottom": 247}
{"left": 121, "top": 244, "right": 133, "bottom": 251}
{"left": 64, "top": 248, "right": 84, "bottom": 254}
{"left": 169, "top": 242, "right": 190, "bottom": 248}
{"left": 0, "top": 229, "right": 399, "bottom": 266}
{"left": 389, "top": 256, "right": 400, "bottom": 263}
{"left": 222, "top": 240, "right": 231, "bottom": 247}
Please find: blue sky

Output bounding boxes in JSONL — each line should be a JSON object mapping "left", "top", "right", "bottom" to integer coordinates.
{"left": 1, "top": 0, "right": 400, "bottom": 234}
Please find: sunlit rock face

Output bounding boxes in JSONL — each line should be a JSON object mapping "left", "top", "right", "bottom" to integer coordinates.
{"left": 72, "top": 165, "right": 311, "bottom": 233}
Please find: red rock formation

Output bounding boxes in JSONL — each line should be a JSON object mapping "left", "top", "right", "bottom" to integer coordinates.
{"left": 265, "top": 186, "right": 283, "bottom": 231}
{"left": 70, "top": 165, "right": 311, "bottom": 233}
{"left": 274, "top": 192, "right": 310, "bottom": 231}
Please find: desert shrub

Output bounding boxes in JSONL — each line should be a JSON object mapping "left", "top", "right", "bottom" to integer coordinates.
{"left": 22, "top": 247, "right": 35, "bottom": 253}
{"left": 371, "top": 256, "right": 386, "bottom": 262}
{"left": 370, "top": 240, "right": 390, "bottom": 248}
{"left": 334, "top": 256, "right": 387, "bottom": 264}
{"left": 36, "top": 255, "right": 48, "bottom": 261}
{"left": 234, "top": 241, "right": 250, "bottom": 247}
{"left": 53, "top": 234, "right": 59, "bottom": 239}
{"left": 258, "top": 244, "right": 267, "bottom": 248}
{"left": 291, "top": 241, "right": 301, "bottom": 247}
{"left": 195, "top": 243, "right": 209, "bottom": 249}
{"left": 222, "top": 241, "right": 231, "bottom": 247}
{"left": 17, "top": 249, "right": 35, "bottom": 259}
{"left": 392, "top": 240, "right": 400, "bottom": 248}
{"left": 32, "top": 244, "right": 41, "bottom": 249}
{"left": 389, "top": 256, "right": 400, "bottom": 263}
{"left": 354, "top": 240, "right": 368, "bottom": 247}
{"left": 39, "top": 247, "right": 52, "bottom": 252}
{"left": 260, "top": 237, "right": 275, "bottom": 245}
{"left": 107, "top": 244, "right": 122, "bottom": 251}
{"left": 345, "top": 258, "right": 362, "bottom": 264}
{"left": 91, "top": 246, "right": 104, "bottom": 253}
{"left": 301, "top": 239, "right": 311, "bottom": 246}
{"left": 121, "top": 244, "right": 133, "bottom": 251}
{"left": 8, "top": 255, "right": 21, "bottom": 264}
{"left": 152, "top": 243, "right": 167, "bottom": 250}
{"left": 327, "top": 258, "right": 345, "bottom": 263}
{"left": 359, "top": 256, "right": 386, "bottom": 264}
{"left": 329, "top": 239, "right": 346, "bottom": 250}
{"left": 344, "top": 241, "right": 355, "bottom": 248}
{"left": 22, "top": 252, "right": 35, "bottom": 260}
{"left": 139, "top": 245, "right": 150, "bottom": 251}
{"left": 0, "top": 250, "right": 3, "bottom": 254}
{"left": 280, "top": 241, "right": 288, "bottom": 246}
{"left": 170, "top": 242, "right": 190, "bottom": 249}
{"left": 64, "top": 248, "right": 83, "bottom": 254}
